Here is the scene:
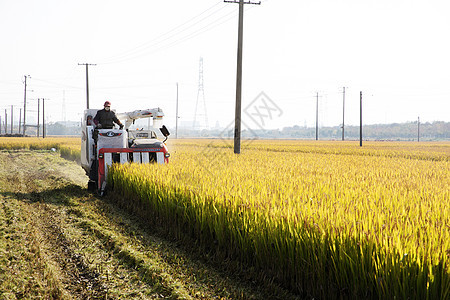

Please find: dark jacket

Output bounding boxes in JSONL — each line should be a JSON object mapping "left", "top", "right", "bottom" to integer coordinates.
{"left": 93, "top": 109, "right": 122, "bottom": 129}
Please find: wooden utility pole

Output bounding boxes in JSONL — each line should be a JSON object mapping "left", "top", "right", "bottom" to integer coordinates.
{"left": 342, "top": 87, "right": 346, "bottom": 141}
{"left": 225, "top": 0, "right": 261, "bottom": 154}
{"left": 316, "top": 92, "right": 319, "bottom": 140}
{"left": 176, "top": 82, "right": 179, "bottom": 139}
{"left": 10, "top": 105, "right": 13, "bottom": 134}
{"left": 23, "top": 75, "right": 30, "bottom": 136}
{"left": 19, "top": 109, "right": 21, "bottom": 135}
{"left": 37, "top": 99, "right": 40, "bottom": 137}
{"left": 360, "top": 91, "right": 363, "bottom": 147}
{"left": 78, "top": 63, "right": 96, "bottom": 109}
{"left": 42, "top": 98, "right": 46, "bottom": 138}
{"left": 417, "top": 116, "right": 420, "bottom": 142}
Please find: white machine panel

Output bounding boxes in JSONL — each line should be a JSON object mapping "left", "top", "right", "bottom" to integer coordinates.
{"left": 81, "top": 125, "right": 95, "bottom": 171}
{"left": 156, "top": 152, "right": 164, "bottom": 164}
{"left": 141, "top": 152, "right": 150, "bottom": 163}
{"left": 104, "top": 153, "right": 113, "bottom": 181}
{"left": 97, "top": 129, "right": 127, "bottom": 156}
{"left": 120, "top": 153, "right": 128, "bottom": 164}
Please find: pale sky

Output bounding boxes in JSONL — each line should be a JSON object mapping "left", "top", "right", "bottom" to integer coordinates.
{"left": 1, "top": 0, "right": 449, "bottom": 131}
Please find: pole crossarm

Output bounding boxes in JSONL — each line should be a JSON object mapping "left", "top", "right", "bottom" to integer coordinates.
{"left": 78, "top": 63, "right": 96, "bottom": 109}
{"left": 224, "top": 0, "right": 261, "bottom": 4}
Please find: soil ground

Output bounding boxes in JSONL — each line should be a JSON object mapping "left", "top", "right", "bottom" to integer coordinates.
{"left": 0, "top": 150, "right": 300, "bottom": 299}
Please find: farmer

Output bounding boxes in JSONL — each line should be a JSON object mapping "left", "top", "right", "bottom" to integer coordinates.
{"left": 93, "top": 101, "right": 124, "bottom": 129}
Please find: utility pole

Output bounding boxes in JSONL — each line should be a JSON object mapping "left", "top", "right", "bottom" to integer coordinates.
{"left": 23, "top": 75, "right": 30, "bottom": 136}
{"left": 225, "top": 0, "right": 261, "bottom": 154}
{"left": 78, "top": 63, "right": 96, "bottom": 109}
{"left": 42, "top": 98, "right": 46, "bottom": 138}
{"left": 342, "top": 87, "right": 346, "bottom": 141}
{"left": 37, "top": 98, "right": 40, "bottom": 137}
{"left": 360, "top": 91, "right": 363, "bottom": 147}
{"left": 417, "top": 116, "right": 420, "bottom": 142}
{"left": 62, "top": 90, "right": 66, "bottom": 123}
{"left": 19, "top": 109, "right": 22, "bottom": 135}
{"left": 316, "top": 92, "right": 319, "bottom": 140}
{"left": 10, "top": 105, "right": 13, "bottom": 134}
{"left": 176, "top": 82, "right": 179, "bottom": 139}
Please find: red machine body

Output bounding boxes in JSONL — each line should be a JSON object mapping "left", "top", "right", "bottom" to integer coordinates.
{"left": 97, "top": 145, "right": 170, "bottom": 192}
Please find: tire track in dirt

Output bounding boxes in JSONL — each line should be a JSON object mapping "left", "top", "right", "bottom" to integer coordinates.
{"left": 1, "top": 151, "right": 109, "bottom": 298}
{"left": 1, "top": 150, "right": 301, "bottom": 299}
{"left": 25, "top": 202, "right": 108, "bottom": 299}
{"left": 1, "top": 151, "right": 180, "bottom": 298}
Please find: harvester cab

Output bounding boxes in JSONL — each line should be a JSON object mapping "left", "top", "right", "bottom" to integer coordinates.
{"left": 81, "top": 107, "right": 170, "bottom": 196}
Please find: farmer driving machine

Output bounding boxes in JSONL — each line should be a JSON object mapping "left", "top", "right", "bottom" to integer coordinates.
{"left": 81, "top": 107, "right": 170, "bottom": 195}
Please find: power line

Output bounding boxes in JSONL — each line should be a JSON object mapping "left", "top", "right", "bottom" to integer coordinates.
{"left": 97, "top": 1, "right": 262, "bottom": 64}
{"left": 32, "top": 78, "right": 83, "bottom": 90}
{"left": 99, "top": 2, "right": 231, "bottom": 64}
{"left": 145, "top": 9, "right": 238, "bottom": 57}
{"left": 158, "top": 3, "right": 262, "bottom": 55}
{"left": 101, "top": 1, "right": 264, "bottom": 65}
{"left": 101, "top": 2, "right": 225, "bottom": 62}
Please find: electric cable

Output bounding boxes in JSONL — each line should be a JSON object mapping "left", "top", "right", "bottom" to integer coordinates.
{"left": 99, "top": 1, "right": 231, "bottom": 64}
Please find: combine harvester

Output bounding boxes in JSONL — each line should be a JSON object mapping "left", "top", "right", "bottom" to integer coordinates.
{"left": 81, "top": 107, "right": 170, "bottom": 195}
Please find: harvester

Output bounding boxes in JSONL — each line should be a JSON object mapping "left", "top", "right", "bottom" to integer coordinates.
{"left": 81, "top": 107, "right": 170, "bottom": 195}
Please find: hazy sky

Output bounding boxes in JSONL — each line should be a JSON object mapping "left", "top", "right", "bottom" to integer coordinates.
{"left": 1, "top": 0, "right": 449, "bottom": 131}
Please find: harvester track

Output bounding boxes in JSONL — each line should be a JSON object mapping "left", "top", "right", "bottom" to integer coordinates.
{"left": 0, "top": 150, "right": 300, "bottom": 299}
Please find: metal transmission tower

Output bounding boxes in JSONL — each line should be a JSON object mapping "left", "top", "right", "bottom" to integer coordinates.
{"left": 193, "top": 57, "right": 209, "bottom": 129}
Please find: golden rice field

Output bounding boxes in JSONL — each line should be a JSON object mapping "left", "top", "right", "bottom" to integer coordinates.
{"left": 110, "top": 139, "right": 450, "bottom": 299}
{"left": 1, "top": 137, "right": 449, "bottom": 298}
{"left": 0, "top": 137, "right": 81, "bottom": 162}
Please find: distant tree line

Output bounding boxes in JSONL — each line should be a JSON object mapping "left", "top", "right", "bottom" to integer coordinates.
{"left": 46, "top": 122, "right": 82, "bottom": 136}
{"left": 278, "top": 121, "right": 449, "bottom": 141}
{"left": 11, "top": 120, "right": 447, "bottom": 141}
{"left": 177, "top": 121, "right": 449, "bottom": 141}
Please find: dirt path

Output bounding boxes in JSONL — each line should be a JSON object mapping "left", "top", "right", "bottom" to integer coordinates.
{"left": 0, "top": 150, "right": 300, "bottom": 299}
